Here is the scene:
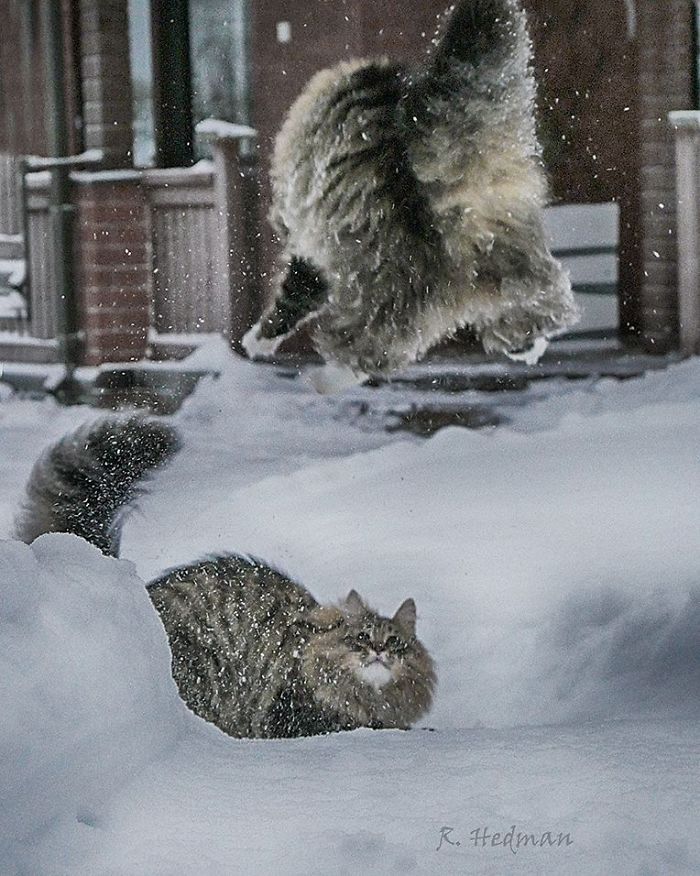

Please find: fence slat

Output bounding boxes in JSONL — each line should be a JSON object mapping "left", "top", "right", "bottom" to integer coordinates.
{"left": 0, "top": 152, "right": 22, "bottom": 235}
{"left": 151, "top": 200, "right": 219, "bottom": 334}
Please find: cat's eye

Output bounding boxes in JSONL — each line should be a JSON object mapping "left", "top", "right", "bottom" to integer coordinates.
{"left": 384, "top": 636, "right": 408, "bottom": 654}
{"left": 356, "top": 631, "right": 371, "bottom": 646}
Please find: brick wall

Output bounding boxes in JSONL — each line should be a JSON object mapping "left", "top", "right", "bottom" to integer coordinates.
{"left": 79, "top": 0, "right": 134, "bottom": 167}
{"left": 0, "top": 1, "right": 47, "bottom": 154}
{"left": 251, "top": 1, "right": 445, "bottom": 159}
{"left": 74, "top": 176, "right": 151, "bottom": 365}
{"left": 524, "top": 1, "right": 638, "bottom": 205}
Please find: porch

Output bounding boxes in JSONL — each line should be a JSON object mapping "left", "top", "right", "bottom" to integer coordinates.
{"left": 0, "top": 122, "right": 259, "bottom": 369}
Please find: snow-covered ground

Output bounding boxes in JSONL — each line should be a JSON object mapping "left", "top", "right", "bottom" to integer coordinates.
{"left": 2, "top": 346, "right": 700, "bottom": 875}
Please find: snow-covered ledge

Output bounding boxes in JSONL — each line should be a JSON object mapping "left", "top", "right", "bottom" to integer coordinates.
{"left": 670, "top": 111, "right": 700, "bottom": 355}
{"left": 195, "top": 118, "right": 257, "bottom": 142}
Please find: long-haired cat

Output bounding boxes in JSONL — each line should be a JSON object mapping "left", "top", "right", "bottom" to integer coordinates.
{"left": 15, "top": 418, "right": 436, "bottom": 738}
{"left": 243, "top": 0, "right": 578, "bottom": 382}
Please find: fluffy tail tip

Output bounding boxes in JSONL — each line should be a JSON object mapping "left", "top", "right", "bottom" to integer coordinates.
{"left": 15, "top": 416, "right": 181, "bottom": 555}
{"left": 431, "top": 0, "right": 524, "bottom": 69}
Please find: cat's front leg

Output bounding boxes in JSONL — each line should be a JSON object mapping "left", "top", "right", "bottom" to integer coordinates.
{"left": 242, "top": 256, "right": 329, "bottom": 359}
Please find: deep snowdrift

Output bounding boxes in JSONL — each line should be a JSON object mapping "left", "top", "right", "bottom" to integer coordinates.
{"left": 1, "top": 351, "right": 699, "bottom": 874}
{"left": 2, "top": 537, "right": 699, "bottom": 876}
{"left": 0, "top": 536, "right": 190, "bottom": 872}
{"left": 126, "top": 356, "right": 700, "bottom": 729}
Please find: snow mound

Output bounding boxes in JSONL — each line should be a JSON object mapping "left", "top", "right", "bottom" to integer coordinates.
{"left": 0, "top": 535, "right": 187, "bottom": 870}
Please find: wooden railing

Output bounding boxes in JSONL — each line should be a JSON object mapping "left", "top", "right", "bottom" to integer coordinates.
{"left": 1, "top": 124, "right": 259, "bottom": 362}
{"left": 25, "top": 173, "right": 59, "bottom": 339}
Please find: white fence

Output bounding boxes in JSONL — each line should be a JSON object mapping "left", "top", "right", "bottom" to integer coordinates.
{"left": 544, "top": 202, "right": 620, "bottom": 336}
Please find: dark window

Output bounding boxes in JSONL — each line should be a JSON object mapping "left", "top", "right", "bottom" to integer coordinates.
{"left": 127, "top": 0, "right": 156, "bottom": 166}
{"left": 127, "top": 0, "right": 250, "bottom": 167}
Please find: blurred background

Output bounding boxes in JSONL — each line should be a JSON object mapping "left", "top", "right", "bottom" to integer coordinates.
{"left": 0, "top": 1, "right": 697, "bottom": 371}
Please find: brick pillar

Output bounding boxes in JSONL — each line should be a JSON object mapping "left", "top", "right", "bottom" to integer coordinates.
{"left": 74, "top": 175, "right": 152, "bottom": 365}
{"left": 79, "top": 0, "right": 134, "bottom": 168}
{"left": 634, "top": 1, "right": 695, "bottom": 352}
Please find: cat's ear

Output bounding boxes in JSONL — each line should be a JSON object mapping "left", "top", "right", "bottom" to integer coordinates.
{"left": 344, "top": 589, "right": 365, "bottom": 616}
{"left": 392, "top": 598, "right": 416, "bottom": 636}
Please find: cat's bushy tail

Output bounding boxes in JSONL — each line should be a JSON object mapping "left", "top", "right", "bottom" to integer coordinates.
{"left": 15, "top": 417, "right": 180, "bottom": 557}
{"left": 431, "top": 0, "right": 526, "bottom": 71}
{"left": 400, "top": 0, "right": 535, "bottom": 189}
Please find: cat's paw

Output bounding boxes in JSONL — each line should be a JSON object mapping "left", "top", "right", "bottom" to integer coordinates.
{"left": 241, "top": 323, "right": 284, "bottom": 360}
{"left": 504, "top": 336, "right": 549, "bottom": 365}
{"left": 307, "top": 362, "right": 367, "bottom": 394}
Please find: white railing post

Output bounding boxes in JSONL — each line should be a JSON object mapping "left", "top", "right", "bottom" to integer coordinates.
{"left": 196, "top": 120, "right": 258, "bottom": 350}
{"left": 670, "top": 110, "right": 700, "bottom": 356}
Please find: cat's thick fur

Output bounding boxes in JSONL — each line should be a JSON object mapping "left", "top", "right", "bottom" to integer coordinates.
{"left": 243, "top": 0, "right": 579, "bottom": 376}
{"left": 15, "top": 418, "right": 436, "bottom": 738}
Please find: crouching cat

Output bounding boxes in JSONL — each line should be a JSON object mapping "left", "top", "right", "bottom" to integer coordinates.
{"left": 15, "top": 418, "right": 436, "bottom": 738}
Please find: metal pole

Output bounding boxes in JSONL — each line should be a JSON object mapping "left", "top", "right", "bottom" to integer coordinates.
{"left": 43, "top": 0, "right": 81, "bottom": 398}
{"left": 150, "top": 0, "right": 195, "bottom": 168}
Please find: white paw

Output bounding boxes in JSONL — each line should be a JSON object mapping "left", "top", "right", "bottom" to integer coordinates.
{"left": 241, "top": 324, "right": 283, "bottom": 359}
{"left": 307, "top": 363, "right": 367, "bottom": 395}
{"left": 505, "top": 336, "right": 549, "bottom": 365}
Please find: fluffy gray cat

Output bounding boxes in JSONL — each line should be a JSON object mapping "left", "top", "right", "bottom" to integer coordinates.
{"left": 15, "top": 418, "right": 436, "bottom": 738}
{"left": 243, "top": 0, "right": 579, "bottom": 383}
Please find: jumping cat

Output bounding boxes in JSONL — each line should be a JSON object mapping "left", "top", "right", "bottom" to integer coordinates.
{"left": 243, "top": 0, "right": 578, "bottom": 385}
{"left": 15, "top": 418, "right": 436, "bottom": 738}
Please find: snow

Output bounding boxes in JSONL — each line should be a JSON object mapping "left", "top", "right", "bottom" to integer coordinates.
{"left": 0, "top": 288, "right": 26, "bottom": 319}
{"left": 1, "top": 350, "right": 700, "bottom": 874}
{"left": 669, "top": 110, "right": 700, "bottom": 130}
{"left": 504, "top": 335, "right": 548, "bottom": 364}
{"left": 0, "top": 260, "right": 26, "bottom": 290}
{"left": 24, "top": 148, "right": 104, "bottom": 170}
{"left": 0, "top": 536, "right": 188, "bottom": 874}
{"left": 195, "top": 118, "right": 257, "bottom": 140}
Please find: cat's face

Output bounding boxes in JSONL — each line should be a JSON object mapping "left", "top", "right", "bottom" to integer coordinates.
{"left": 302, "top": 590, "right": 435, "bottom": 729}
{"left": 339, "top": 600, "right": 416, "bottom": 690}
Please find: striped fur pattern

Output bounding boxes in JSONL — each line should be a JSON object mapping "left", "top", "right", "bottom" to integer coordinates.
{"left": 148, "top": 560, "right": 435, "bottom": 738}
{"left": 14, "top": 417, "right": 179, "bottom": 556}
{"left": 243, "top": 0, "right": 578, "bottom": 375}
{"left": 16, "top": 419, "right": 436, "bottom": 738}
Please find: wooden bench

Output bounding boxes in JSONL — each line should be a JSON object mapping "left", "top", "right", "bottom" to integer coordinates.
{"left": 543, "top": 202, "right": 619, "bottom": 337}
